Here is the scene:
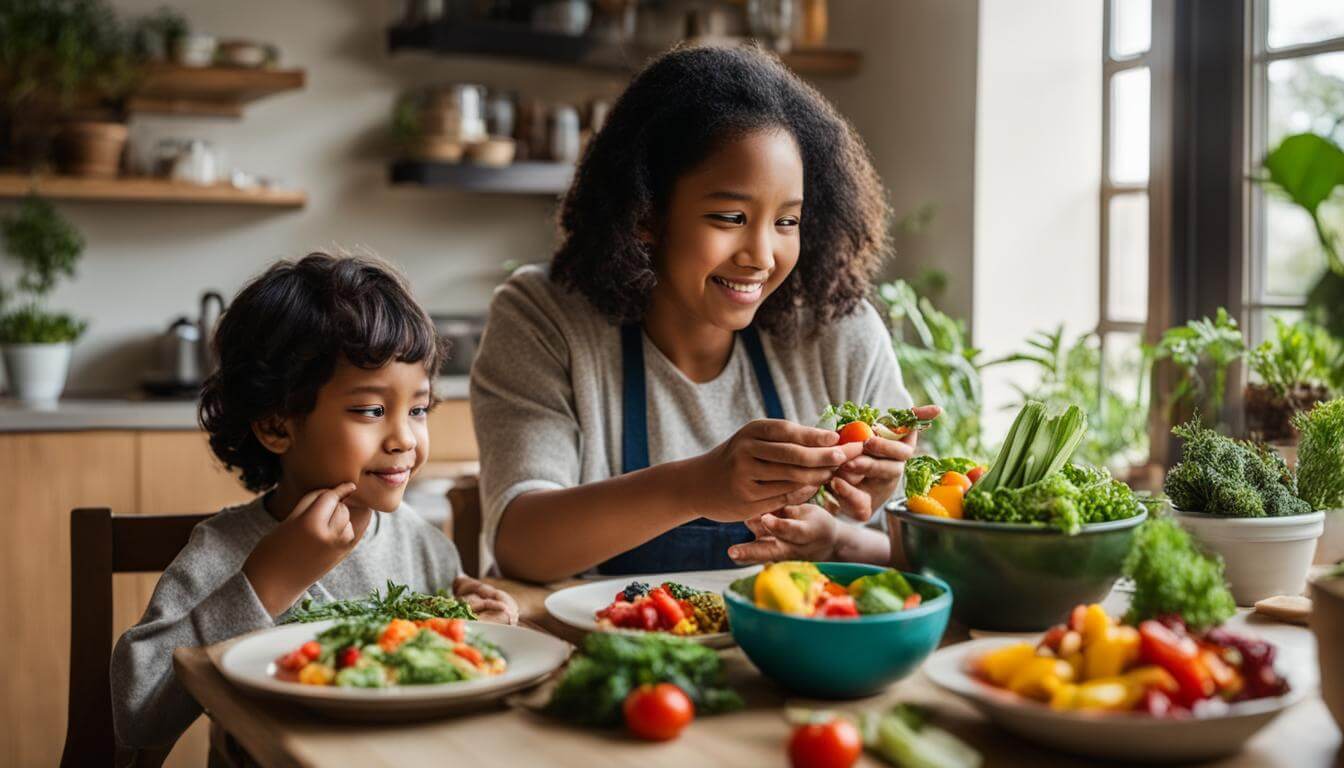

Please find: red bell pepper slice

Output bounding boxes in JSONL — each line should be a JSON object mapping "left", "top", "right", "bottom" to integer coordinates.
{"left": 1139, "top": 620, "right": 1214, "bottom": 706}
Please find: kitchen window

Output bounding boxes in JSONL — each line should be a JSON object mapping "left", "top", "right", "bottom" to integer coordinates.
{"left": 1246, "top": 0, "right": 1344, "bottom": 342}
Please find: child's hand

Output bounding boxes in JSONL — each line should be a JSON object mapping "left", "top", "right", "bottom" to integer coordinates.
{"left": 726, "top": 504, "right": 839, "bottom": 564}
{"left": 454, "top": 575, "right": 519, "bottom": 625}
{"left": 243, "top": 483, "right": 372, "bottom": 617}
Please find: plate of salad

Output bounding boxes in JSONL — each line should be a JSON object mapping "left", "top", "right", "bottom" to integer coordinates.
{"left": 544, "top": 568, "right": 756, "bottom": 648}
{"left": 924, "top": 603, "right": 1315, "bottom": 762}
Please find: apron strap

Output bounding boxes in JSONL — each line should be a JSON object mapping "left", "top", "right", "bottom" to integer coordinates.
{"left": 620, "top": 323, "right": 650, "bottom": 473}
{"left": 739, "top": 325, "right": 785, "bottom": 420}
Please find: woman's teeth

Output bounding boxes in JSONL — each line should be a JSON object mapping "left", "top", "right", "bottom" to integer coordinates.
{"left": 713, "top": 277, "right": 762, "bottom": 294}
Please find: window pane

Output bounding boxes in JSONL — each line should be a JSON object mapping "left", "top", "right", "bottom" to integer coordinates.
{"left": 1264, "top": 193, "right": 1340, "bottom": 297}
{"left": 1266, "top": 52, "right": 1344, "bottom": 147}
{"left": 1110, "top": 67, "right": 1150, "bottom": 183}
{"left": 1107, "top": 193, "right": 1148, "bottom": 323}
{"left": 1110, "top": 0, "right": 1151, "bottom": 58}
{"left": 1250, "top": 307, "right": 1306, "bottom": 346}
{"left": 1268, "top": 0, "right": 1344, "bottom": 50}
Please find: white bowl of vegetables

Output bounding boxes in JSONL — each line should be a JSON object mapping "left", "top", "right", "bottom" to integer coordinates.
{"left": 1166, "top": 421, "right": 1325, "bottom": 605}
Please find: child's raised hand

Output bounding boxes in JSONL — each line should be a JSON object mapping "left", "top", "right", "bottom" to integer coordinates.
{"left": 243, "top": 483, "right": 373, "bottom": 617}
{"left": 726, "top": 504, "right": 840, "bottom": 564}
{"left": 453, "top": 576, "right": 519, "bottom": 625}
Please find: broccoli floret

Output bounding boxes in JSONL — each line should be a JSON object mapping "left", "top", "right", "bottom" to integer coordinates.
{"left": 964, "top": 473, "right": 1082, "bottom": 533}
{"left": 662, "top": 582, "right": 700, "bottom": 600}
{"left": 1166, "top": 420, "right": 1310, "bottom": 518}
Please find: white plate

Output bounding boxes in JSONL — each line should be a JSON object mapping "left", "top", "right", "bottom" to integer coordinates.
{"left": 925, "top": 635, "right": 1317, "bottom": 762}
{"left": 216, "top": 620, "right": 572, "bottom": 720}
{"left": 543, "top": 567, "right": 760, "bottom": 648}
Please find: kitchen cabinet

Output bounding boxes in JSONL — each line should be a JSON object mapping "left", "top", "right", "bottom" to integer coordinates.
{"left": 0, "top": 401, "right": 477, "bottom": 767}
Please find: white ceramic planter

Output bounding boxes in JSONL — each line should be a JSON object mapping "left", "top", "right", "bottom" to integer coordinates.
{"left": 1, "top": 342, "right": 72, "bottom": 404}
{"left": 1174, "top": 508, "right": 1325, "bottom": 605}
{"left": 1317, "top": 509, "right": 1344, "bottom": 565}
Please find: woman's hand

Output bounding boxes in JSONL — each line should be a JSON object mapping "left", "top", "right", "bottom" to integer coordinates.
{"left": 831, "top": 404, "right": 942, "bottom": 521}
{"left": 243, "top": 483, "right": 372, "bottom": 617}
{"left": 726, "top": 504, "right": 839, "bottom": 563}
{"left": 453, "top": 576, "right": 519, "bottom": 625}
{"left": 689, "top": 419, "right": 865, "bottom": 524}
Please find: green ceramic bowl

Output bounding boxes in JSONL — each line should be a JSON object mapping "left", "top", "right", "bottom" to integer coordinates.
{"left": 888, "top": 502, "right": 1146, "bottom": 632}
{"left": 722, "top": 563, "right": 951, "bottom": 699}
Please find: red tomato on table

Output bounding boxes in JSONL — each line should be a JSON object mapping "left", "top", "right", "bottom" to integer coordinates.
{"left": 623, "top": 683, "right": 694, "bottom": 741}
{"left": 788, "top": 718, "right": 862, "bottom": 768}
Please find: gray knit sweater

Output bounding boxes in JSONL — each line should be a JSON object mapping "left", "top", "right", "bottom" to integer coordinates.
{"left": 110, "top": 496, "right": 462, "bottom": 750}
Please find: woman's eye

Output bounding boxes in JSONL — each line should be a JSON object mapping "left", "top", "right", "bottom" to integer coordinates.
{"left": 708, "top": 212, "right": 746, "bottom": 225}
{"left": 352, "top": 406, "right": 385, "bottom": 418}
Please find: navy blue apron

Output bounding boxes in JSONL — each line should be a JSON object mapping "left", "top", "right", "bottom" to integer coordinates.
{"left": 595, "top": 323, "right": 785, "bottom": 575}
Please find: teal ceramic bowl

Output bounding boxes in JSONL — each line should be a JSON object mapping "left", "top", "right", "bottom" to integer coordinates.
{"left": 722, "top": 563, "right": 951, "bottom": 698}
{"left": 888, "top": 502, "right": 1146, "bottom": 632}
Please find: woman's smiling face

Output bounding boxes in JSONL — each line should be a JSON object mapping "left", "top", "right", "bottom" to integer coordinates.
{"left": 651, "top": 128, "right": 804, "bottom": 332}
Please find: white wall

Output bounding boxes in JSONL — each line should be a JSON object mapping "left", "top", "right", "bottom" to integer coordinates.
{"left": 0, "top": 0, "right": 982, "bottom": 394}
{"left": 973, "top": 0, "right": 1103, "bottom": 435}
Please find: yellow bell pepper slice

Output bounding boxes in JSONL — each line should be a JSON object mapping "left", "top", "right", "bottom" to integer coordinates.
{"left": 1006, "top": 657, "right": 1075, "bottom": 701}
{"left": 754, "top": 562, "right": 822, "bottom": 615}
{"left": 907, "top": 494, "right": 951, "bottom": 518}
{"left": 976, "top": 642, "right": 1037, "bottom": 686}
{"left": 927, "top": 484, "right": 965, "bottom": 519}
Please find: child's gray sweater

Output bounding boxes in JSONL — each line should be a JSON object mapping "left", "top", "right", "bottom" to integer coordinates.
{"left": 110, "top": 496, "right": 462, "bottom": 750}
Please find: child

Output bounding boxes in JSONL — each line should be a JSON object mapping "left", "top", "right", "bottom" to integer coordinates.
{"left": 472, "top": 45, "right": 936, "bottom": 582}
{"left": 111, "top": 253, "right": 517, "bottom": 752}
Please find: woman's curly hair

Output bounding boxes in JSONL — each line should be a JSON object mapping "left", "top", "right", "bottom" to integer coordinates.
{"left": 551, "top": 44, "right": 890, "bottom": 336}
{"left": 198, "top": 253, "right": 446, "bottom": 493}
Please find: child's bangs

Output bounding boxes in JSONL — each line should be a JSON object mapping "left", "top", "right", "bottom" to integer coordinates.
{"left": 336, "top": 282, "right": 445, "bottom": 375}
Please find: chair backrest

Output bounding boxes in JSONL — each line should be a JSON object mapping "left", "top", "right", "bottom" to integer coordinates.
{"left": 447, "top": 475, "right": 482, "bottom": 578}
{"left": 62, "top": 508, "right": 212, "bottom": 768}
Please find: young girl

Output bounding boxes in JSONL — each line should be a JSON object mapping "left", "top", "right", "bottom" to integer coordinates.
{"left": 111, "top": 253, "right": 517, "bottom": 753}
{"left": 472, "top": 45, "right": 935, "bottom": 582}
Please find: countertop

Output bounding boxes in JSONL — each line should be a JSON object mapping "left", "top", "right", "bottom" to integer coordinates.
{"left": 0, "top": 376, "right": 470, "bottom": 433}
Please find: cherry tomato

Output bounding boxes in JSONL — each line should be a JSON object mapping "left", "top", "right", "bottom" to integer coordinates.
{"left": 623, "top": 683, "right": 694, "bottom": 741}
{"left": 648, "top": 586, "right": 686, "bottom": 628}
{"left": 279, "top": 650, "right": 309, "bottom": 672}
{"left": 815, "top": 594, "right": 860, "bottom": 618}
{"left": 836, "top": 421, "right": 874, "bottom": 445}
{"left": 454, "top": 643, "right": 485, "bottom": 666}
{"left": 903, "top": 593, "right": 922, "bottom": 610}
{"left": 788, "top": 718, "right": 862, "bottom": 768}
{"left": 967, "top": 465, "right": 988, "bottom": 484}
{"left": 338, "top": 646, "right": 361, "bottom": 668}
{"left": 299, "top": 641, "right": 321, "bottom": 661}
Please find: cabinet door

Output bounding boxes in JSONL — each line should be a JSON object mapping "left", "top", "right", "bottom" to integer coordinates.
{"left": 126, "top": 432, "right": 253, "bottom": 768}
{"left": 0, "top": 432, "right": 137, "bottom": 768}
{"left": 428, "top": 399, "right": 478, "bottom": 461}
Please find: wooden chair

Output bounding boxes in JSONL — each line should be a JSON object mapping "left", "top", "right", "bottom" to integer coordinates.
{"left": 61, "top": 508, "right": 212, "bottom": 768}
{"left": 447, "top": 475, "right": 482, "bottom": 577}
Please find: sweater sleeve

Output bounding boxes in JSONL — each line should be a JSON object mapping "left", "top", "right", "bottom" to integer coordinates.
{"left": 469, "top": 271, "right": 584, "bottom": 575}
{"left": 109, "top": 523, "right": 274, "bottom": 750}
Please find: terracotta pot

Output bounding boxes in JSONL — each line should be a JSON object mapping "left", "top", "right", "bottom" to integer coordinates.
{"left": 1244, "top": 382, "right": 1329, "bottom": 444}
{"left": 55, "top": 121, "right": 128, "bottom": 178}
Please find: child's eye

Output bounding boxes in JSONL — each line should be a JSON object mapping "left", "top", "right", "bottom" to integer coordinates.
{"left": 707, "top": 212, "right": 746, "bottom": 225}
{"left": 776, "top": 216, "right": 800, "bottom": 228}
{"left": 351, "top": 406, "right": 385, "bottom": 418}
{"left": 410, "top": 405, "right": 430, "bottom": 418}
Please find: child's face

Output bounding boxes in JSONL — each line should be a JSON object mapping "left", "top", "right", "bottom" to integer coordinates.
{"left": 275, "top": 358, "right": 431, "bottom": 514}
{"left": 652, "top": 128, "right": 804, "bottom": 331}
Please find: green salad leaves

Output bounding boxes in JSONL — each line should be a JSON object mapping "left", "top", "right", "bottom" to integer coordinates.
{"left": 1122, "top": 517, "right": 1236, "bottom": 631}
{"left": 1164, "top": 420, "right": 1312, "bottom": 517}
{"left": 905, "top": 456, "right": 979, "bottom": 497}
{"left": 545, "top": 633, "right": 743, "bottom": 727}
{"left": 282, "top": 581, "right": 477, "bottom": 624}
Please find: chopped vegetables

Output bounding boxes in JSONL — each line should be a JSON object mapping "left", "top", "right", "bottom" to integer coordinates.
{"left": 274, "top": 615, "right": 504, "bottom": 688}
{"left": 1122, "top": 517, "right": 1236, "bottom": 631}
{"left": 732, "top": 563, "right": 935, "bottom": 619}
{"left": 596, "top": 581, "right": 728, "bottom": 635}
{"left": 282, "top": 580, "right": 476, "bottom": 624}
{"left": 545, "top": 633, "right": 743, "bottom": 727}
{"left": 816, "top": 401, "right": 939, "bottom": 440}
{"left": 972, "top": 604, "right": 1288, "bottom": 716}
{"left": 1164, "top": 419, "right": 1312, "bottom": 517}
{"left": 860, "top": 704, "right": 982, "bottom": 768}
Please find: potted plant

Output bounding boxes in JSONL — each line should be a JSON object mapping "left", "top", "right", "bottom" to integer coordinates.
{"left": 1245, "top": 317, "right": 1341, "bottom": 444}
{"left": 1294, "top": 398, "right": 1344, "bottom": 564}
{"left": 1164, "top": 419, "right": 1323, "bottom": 605}
{"left": 0, "top": 195, "right": 87, "bottom": 403}
{"left": 1152, "top": 308, "right": 1246, "bottom": 431}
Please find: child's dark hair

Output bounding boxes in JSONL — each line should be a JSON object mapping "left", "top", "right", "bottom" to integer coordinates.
{"left": 199, "top": 252, "right": 445, "bottom": 492}
{"left": 551, "top": 44, "right": 889, "bottom": 336}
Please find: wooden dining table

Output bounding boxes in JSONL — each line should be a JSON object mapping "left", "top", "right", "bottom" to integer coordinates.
{"left": 173, "top": 577, "right": 1344, "bottom": 768}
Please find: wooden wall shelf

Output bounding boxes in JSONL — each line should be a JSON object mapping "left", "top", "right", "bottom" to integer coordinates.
{"left": 129, "top": 65, "right": 306, "bottom": 117}
{"left": 390, "top": 160, "right": 573, "bottom": 195}
{"left": 0, "top": 174, "right": 307, "bottom": 208}
{"left": 386, "top": 22, "right": 860, "bottom": 77}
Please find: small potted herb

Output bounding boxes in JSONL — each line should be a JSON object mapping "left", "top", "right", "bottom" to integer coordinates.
{"left": 1293, "top": 398, "right": 1344, "bottom": 564}
{"left": 1245, "top": 317, "right": 1340, "bottom": 445}
{"left": 1164, "top": 419, "right": 1323, "bottom": 605}
{"left": 0, "top": 196, "right": 87, "bottom": 403}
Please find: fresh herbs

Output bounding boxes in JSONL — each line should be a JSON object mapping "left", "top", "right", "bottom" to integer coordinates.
{"left": 1152, "top": 308, "right": 1247, "bottom": 427}
{"left": 545, "top": 633, "right": 743, "bottom": 727}
{"left": 1163, "top": 420, "right": 1312, "bottom": 517}
{"left": 282, "top": 581, "right": 477, "bottom": 624}
{"left": 1293, "top": 398, "right": 1344, "bottom": 511}
{"left": 1122, "top": 517, "right": 1236, "bottom": 631}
